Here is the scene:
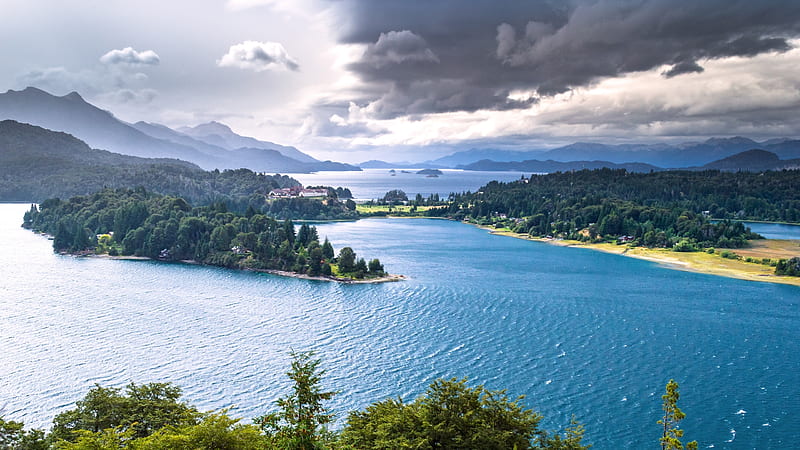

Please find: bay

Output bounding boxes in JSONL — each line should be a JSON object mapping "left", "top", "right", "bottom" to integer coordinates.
{"left": 291, "top": 168, "right": 528, "bottom": 201}
{"left": 743, "top": 222, "right": 800, "bottom": 241}
{"left": 1, "top": 203, "right": 798, "bottom": 449}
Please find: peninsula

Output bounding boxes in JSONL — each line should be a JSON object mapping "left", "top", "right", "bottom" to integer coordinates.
{"left": 23, "top": 188, "right": 399, "bottom": 283}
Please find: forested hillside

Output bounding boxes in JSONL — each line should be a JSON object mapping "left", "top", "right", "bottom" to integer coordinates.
{"left": 428, "top": 169, "right": 800, "bottom": 248}
{"left": 0, "top": 120, "right": 300, "bottom": 205}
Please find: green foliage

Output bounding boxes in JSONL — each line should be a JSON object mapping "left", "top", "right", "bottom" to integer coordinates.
{"left": 367, "top": 259, "right": 384, "bottom": 275}
{"left": 536, "top": 416, "right": 591, "bottom": 450}
{"left": 381, "top": 189, "right": 408, "bottom": 204}
{"left": 658, "top": 380, "right": 697, "bottom": 450}
{"left": 133, "top": 411, "right": 267, "bottom": 449}
{"left": 775, "top": 257, "right": 800, "bottom": 276}
{"left": 340, "top": 377, "right": 588, "bottom": 449}
{"left": 1, "top": 416, "right": 47, "bottom": 450}
{"left": 22, "top": 188, "right": 387, "bottom": 279}
{"left": 50, "top": 382, "right": 199, "bottom": 442}
{"left": 337, "top": 247, "right": 356, "bottom": 274}
{"left": 255, "top": 351, "right": 337, "bottom": 450}
{"left": 672, "top": 239, "right": 698, "bottom": 252}
{"left": 52, "top": 412, "right": 266, "bottom": 450}
{"left": 437, "top": 169, "right": 800, "bottom": 247}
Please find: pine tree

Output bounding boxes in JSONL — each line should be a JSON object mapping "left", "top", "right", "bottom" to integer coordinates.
{"left": 659, "top": 379, "right": 697, "bottom": 450}
{"left": 256, "top": 351, "right": 337, "bottom": 449}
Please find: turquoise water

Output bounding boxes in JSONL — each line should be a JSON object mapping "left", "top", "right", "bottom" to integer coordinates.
{"left": 1, "top": 203, "right": 798, "bottom": 448}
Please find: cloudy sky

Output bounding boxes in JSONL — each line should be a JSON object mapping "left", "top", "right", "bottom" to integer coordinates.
{"left": 3, "top": 0, "right": 800, "bottom": 162}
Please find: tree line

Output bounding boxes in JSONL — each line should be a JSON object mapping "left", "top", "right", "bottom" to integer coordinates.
{"left": 22, "top": 188, "right": 385, "bottom": 280}
{"left": 418, "top": 169, "right": 800, "bottom": 249}
{"left": 0, "top": 351, "right": 699, "bottom": 449}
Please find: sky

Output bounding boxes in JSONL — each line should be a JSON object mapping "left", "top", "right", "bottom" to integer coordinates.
{"left": 2, "top": 0, "right": 800, "bottom": 162}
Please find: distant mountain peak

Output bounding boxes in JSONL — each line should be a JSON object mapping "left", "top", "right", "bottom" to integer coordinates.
{"left": 63, "top": 91, "right": 84, "bottom": 101}
{"left": 189, "top": 121, "right": 235, "bottom": 136}
{"left": 703, "top": 136, "right": 757, "bottom": 146}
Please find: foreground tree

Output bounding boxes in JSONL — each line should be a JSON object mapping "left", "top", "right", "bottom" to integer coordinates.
{"left": 256, "top": 351, "right": 337, "bottom": 449}
{"left": 54, "top": 412, "right": 266, "bottom": 450}
{"left": 659, "top": 379, "right": 697, "bottom": 450}
{"left": 50, "top": 382, "right": 199, "bottom": 442}
{"left": 340, "top": 377, "right": 589, "bottom": 449}
{"left": 0, "top": 416, "right": 46, "bottom": 450}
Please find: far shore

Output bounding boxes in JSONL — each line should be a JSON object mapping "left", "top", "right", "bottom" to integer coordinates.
{"left": 479, "top": 226, "right": 800, "bottom": 287}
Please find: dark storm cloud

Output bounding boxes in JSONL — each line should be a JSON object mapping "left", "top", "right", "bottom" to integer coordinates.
{"left": 328, "top": 0, "right": 800, "bottom": 117}
{"left": 360, "top": 30, "right": 440, "bottom": 68}
{"left": 662, "top": 61, "right": 704, "bottom": 78}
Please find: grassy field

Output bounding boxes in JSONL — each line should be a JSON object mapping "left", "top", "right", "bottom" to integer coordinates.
{"left": 485, "top": 227, "right": 800, "bottom": 286}
{"left": 356, "top": 204, "right": 441, "bottom": 214}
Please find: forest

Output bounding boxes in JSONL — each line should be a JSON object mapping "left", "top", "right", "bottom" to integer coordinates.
{"left": 0, "top": 120, "right": 356, "bottom": 219}
{"left": 420, "top": 169, "right": 800, "bottom": 249}
{"left": 22, "top": 188, "right": 385, "bottom": 280}
{"left": 0, "top": 351, "right": 699, "bottom": 449}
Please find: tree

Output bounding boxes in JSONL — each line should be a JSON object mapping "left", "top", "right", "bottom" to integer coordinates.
{"left": 381, "top": 189, "right": 408, "bottom": 204}
{"left": 339, "top": 377, "right": 578, "bottom": 449}
{"left": 134, "top": 411, "right": 266, "bottom": 450}
{"left": 659, "top": 379, "right": 697, "bottom": 450}
{"left": 308, "top": 247, "right": 324, "bottom": 277}
{"left": 256, "top": 351, "right": 337, "bottom": 449}
{"left": 321, "top": 238, "right": 334, "bottom": 260}
{"left": 337, "top": 247, "right": 356, "bottom": 273}
{"left": 367, "top": 258, "right": 384, "bottom": 275}
{"left": 775, "top": 257, "right": 800, "bottom": 276}
{"left": 354, "top": 258, "right": 368, "bottom": 278}
{"left": 50, "top": 382, "right": 199, "bottom": 442}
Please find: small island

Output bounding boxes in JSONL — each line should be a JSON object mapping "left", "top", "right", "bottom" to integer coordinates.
{"left": 22, "top": 188, "right": 401, "bottom": 283}
{"left": 416, "top": 168, "right": 442, "bottom": 176}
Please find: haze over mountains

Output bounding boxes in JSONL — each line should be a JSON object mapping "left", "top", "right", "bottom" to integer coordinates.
{"left": 2, "top": 87, "right": 799, "bottom": 175}
{"left": 0, "top": 87, "right": 358, "bottom": 173}
{"left": 366, "top": 137, "right": 800, "bottom": 171}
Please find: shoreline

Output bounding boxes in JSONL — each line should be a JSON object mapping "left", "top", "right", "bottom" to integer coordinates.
{"left": 63, "top": 252, "right": 406, "bottom": 284}
{"left": 478, "top": 226, "right": 800, "bottom": 287}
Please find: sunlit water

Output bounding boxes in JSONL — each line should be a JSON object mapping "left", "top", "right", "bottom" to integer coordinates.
{"left": 292, "top": 168, "right": 527, "bottom": 201}
{"left": 1, "top": 203, "right": 799, "bottom": 449}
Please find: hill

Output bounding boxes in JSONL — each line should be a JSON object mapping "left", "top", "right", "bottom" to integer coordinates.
{"left": 0, "top": 87, "right": 222, "bottom": 167}
{"left": 0, "top": 120, "right": 297, "bottom": 204}
{"left": 0, "top": 87, "right": 358, "bottom": 173}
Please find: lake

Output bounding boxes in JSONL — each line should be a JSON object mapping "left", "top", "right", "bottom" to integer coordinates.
{"left": 292, "top": 168, "right": 528, "bottom": 201}
{"left": 1, "top": 203, "right": 798, "bottom": 449}
{"left": 743, "top": 222, "right": 800, "bottom": 241}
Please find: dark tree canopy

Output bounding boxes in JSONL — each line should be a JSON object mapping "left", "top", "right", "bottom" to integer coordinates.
{"left": 22, "top": 188, "right": 387, "bottom": 279}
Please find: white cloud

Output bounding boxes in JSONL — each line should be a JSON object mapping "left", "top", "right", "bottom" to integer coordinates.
{"left": 217, "top": 41, "right": 299, "bottom": 72}
{"left": 100, "top": 47, "right": 160, "bottom": 66}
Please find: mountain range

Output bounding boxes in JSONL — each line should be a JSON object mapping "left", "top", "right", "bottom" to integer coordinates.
{"left": 0, "top": 87, "right": 358, "bottom": 173}
{"left": 457, "top": 149, "right": 800, "bottom": 173}
{"left": 2, "top": 87, "right": 798, "bottom": 175}
{"left": 365, "top": 137, "right": 800, "bottom": 171}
